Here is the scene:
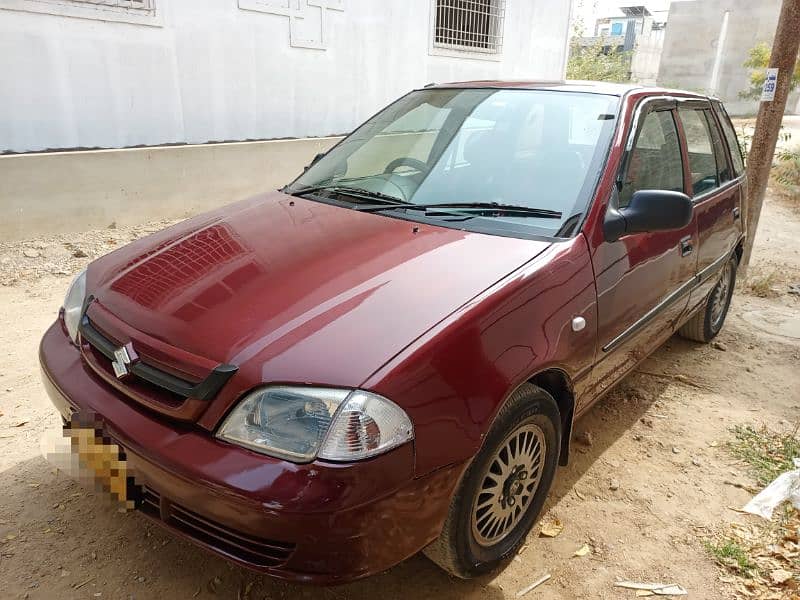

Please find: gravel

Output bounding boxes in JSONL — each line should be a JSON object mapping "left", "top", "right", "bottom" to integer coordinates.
{"left": 0, "top": 219, "right": 180, "bottom": 287}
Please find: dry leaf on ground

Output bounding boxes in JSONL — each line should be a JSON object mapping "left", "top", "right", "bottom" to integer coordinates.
{"left": 539, "top": 518, "right": 563, "bottom": 538}
{"left": 769, "top": 568, "right": 793, "bottom": 585}
{"left": 573, "top": 543, "right": 591, "bottom": 557}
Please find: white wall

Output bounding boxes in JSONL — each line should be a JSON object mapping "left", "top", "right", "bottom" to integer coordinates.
{"left": 0, "top": 0, "right": 572, "bottom": 153}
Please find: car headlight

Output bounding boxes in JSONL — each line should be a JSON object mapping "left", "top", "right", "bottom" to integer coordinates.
{"left": 216, "top": 386, "right": 413, "bottom": 463}
{"left": 62, "top": 269, "right": 87, "bottom": 345}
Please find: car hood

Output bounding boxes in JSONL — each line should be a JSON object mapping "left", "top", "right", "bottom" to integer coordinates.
{"left": 87, "top": 191, "right": 551, "bottom": 398}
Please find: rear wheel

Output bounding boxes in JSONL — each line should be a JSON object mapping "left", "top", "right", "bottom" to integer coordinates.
{"left": 423, "top": 384, "right": 560, "bottom": 578}
{"left": 679, "top": 254, "right": 737, "bottom": 343}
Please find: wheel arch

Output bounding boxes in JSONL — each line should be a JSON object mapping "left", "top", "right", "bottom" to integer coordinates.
{"left": 526, "top": 368, "right": 575, "bottom": 466}
{"left": 734, "top": 236, "right": 744, "bottom": 265}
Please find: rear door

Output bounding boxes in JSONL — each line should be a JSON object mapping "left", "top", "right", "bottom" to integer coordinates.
{"left": 676, "top": 101, "right": 744, "bottom": 312}
{"left": 590, "top": 98, "right": 699, "bottom": 401}
{"left": 715, "top": 99, "right": 748, "bottom": 233}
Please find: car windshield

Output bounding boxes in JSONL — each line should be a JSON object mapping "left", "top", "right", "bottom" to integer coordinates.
{"left": 286, "top": 88, "right": 620, "bottom": 238}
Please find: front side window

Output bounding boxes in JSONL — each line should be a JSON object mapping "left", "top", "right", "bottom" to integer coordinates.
{"left": 287, "top": 89, "right": 620, "bottom": 239}
{"left": 618, "top": 110, "right": 684, "bottom": 207}
{"left": 678, "top": 107, "right": 726, "bottom": 196}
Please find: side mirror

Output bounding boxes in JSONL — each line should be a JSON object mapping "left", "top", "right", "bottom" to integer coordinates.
{"left": 304, "top": 152, "right": 327, "bottom": 172}
{"left": 604, "top": 190, "right": 693, "bottom": 242}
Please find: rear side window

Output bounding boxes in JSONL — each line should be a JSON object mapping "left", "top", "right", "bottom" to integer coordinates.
{"left": 619, "top": 109, "right": 684, "bottom": 207}
{"left": 705, "top": 111, "right": 732, "bottom": 184}
{"left": 715, "top": 103, "right": 745, "bottom": 176}
{"left": 678, "top": 107, "right": 727, "bottom": 196}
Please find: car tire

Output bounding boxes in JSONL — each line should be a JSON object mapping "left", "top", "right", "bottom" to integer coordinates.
{"left": 678, "top": 254, "right": 738, "bottom": 343}
{"left": 423, "top": 383, "right": 560, "bottom": 579}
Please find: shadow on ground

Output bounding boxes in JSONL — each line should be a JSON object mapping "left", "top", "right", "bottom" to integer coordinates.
{"left": 0, "top": 337, "right": 696, "bottom": 600}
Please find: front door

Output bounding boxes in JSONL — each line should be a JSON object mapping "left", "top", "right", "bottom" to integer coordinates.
{"left": 588, "top": 100, "right": 698, "bottom": 403}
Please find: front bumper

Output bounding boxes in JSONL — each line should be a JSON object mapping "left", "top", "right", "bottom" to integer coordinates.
{"left": 39, "top": 321, "right": 462, "bottom": 583}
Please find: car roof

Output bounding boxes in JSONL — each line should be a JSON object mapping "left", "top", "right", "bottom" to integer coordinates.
{"left": 424, "top": 80, "right": 713, "bottom": 100}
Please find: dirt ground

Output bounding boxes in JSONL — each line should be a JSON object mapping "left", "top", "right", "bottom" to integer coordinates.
{"left": 1, "top": 192, "right": 798, "bottom": 600}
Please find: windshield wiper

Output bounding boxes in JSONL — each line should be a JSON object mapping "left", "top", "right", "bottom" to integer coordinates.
{"left": 289, "top": 187, "right": 562, "bottom": 220}
{"left": 289, "top": 185, "right": 410, "bottom": 207}
{"left": 355, "top": 202, "right": 562, "bottom": 219}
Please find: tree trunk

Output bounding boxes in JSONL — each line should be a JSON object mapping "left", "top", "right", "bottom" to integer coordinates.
{"left": 739, "top": 0, "right": 800, "bottom": 274}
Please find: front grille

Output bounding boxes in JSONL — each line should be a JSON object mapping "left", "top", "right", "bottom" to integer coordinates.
{"left": 80, "top": 314, "right": 237, "bottom": 401}
{"left": 139, "top": 486, "right": 161, "bottom": 518}
{"left": 168, "top": 504, "right": 294, "bottom": 567}
{"left": 138, "top": 486, "right": 294, "bottom": 568}
{"left": 77, "top": 305, "right": 238, "bottom": 420}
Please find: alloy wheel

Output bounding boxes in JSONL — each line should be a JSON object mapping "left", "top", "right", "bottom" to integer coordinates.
{"left": 470, "top": 423, "right": 546, "bottom": 547}
{"left": 710, "top": 260, "right": 733, "bottom": 328}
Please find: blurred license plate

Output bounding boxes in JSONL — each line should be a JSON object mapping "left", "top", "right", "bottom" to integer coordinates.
{"left": 65, "top": 425, "right": 135, "bottom": 510}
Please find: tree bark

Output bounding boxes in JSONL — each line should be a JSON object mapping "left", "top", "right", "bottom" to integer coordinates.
{"left": 740, "top": 0, "right": 800, "bottom": 273}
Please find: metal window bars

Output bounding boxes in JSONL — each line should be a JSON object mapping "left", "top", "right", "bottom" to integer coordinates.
{"left": 434, "top": 0, "right": 506, "bottom": 54}
{"left": 70, "top": 0, "right": 154, "bottom": 9}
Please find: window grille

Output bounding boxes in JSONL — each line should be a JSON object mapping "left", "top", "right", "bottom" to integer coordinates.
{"left": 433, "top": 0, "right": 506, "bottom": 54}
{"left": 70, "top": 0, "right": 154, "bottom": 8}
{"left": 0, "top": 0, "right": 158, "bottom": 24}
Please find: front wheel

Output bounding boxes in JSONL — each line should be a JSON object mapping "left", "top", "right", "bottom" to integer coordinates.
{"left": 679, "top": 254, "right": 738, "bottom": 343}
{"left": 423, "top": 383, "right": 560, "bottom": 578}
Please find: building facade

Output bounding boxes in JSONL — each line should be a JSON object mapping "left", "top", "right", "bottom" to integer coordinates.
{"left": 577, "top": 5, "right": 664, "bottom": 54}
{"left": 594, "top": 5, "right": 655, "bottom": 40}
{"left": 0, "top": 0, "right": 572, "bottom": 240}
{"left": 0, "top": 0, "right": 572, "bottom": 154}
{"left": 657, "top": 0, "right": 797, "bottom": 116}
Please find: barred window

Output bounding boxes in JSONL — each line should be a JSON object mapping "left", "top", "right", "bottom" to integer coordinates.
{"left": 69, "top": 0, "right": 154, "bottom": 7}
{"left": 0, "top": 0, "right": 159, "bottom": 25}
{"left": 433, "top": 0, "right": 506, "bottom": 54}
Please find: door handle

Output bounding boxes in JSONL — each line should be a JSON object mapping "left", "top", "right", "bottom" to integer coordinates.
{"left": 733, "top": 207, "right": 741, "bottom": 221}
{"left": 680, "top": 236, "right": 693, "bottom": 257}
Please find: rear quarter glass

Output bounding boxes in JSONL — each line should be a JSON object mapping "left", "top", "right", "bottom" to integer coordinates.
{"left": 713, "top": 101, "right": 745, "bottom": 177}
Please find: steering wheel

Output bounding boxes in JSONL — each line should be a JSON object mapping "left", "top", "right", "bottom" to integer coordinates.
{"left": 383, "top": 157, "right": 430, "bottom": 180}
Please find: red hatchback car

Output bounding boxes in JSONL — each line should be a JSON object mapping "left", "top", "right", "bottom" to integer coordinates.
{"left": 40, "top": 81, "right": 746, "bottom": 582}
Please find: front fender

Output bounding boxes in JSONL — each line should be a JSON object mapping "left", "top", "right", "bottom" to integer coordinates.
{"left": 362, "top": 236, "right": 597, "bottom": 477}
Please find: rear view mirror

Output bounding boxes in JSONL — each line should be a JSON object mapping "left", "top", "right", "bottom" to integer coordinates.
{"left": 604, "top": 190, "right": 693, "bottom": 242}
{"left": 304, "top": 152, "right": 327, "bottom": 172}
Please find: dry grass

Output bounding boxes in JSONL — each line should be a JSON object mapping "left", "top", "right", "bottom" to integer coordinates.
{"left": 746, "top": 271, "right": 782, "bottom": 298}
{"left": 706, "top": 425, "right": 800, "bottom": 598}
{"left": 729, "top": 424, "right": 800, "bottom": 486}
{"left": 772, "top": 147, "right": 800, "bottom": 200}
{"left": 704, "top": 538, "right": 759, "bottom": 578}
{"left": 705, "top": 510, "right": 800, "bottom": 599}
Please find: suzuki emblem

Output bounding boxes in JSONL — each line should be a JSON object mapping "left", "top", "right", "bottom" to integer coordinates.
{"left": 111, "top": 344, "right": 137, "bottom": 380}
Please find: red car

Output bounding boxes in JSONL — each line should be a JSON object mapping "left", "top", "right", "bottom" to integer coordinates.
{"left": 40, "top": 81, "right": 746, "bottom": 583}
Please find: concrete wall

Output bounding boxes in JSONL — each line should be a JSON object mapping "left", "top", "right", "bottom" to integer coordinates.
{"left": 0, "top": 0, "right": 572, "bottom": 153}
{"left": 657, "top": 0, "right": 797, "bottom": 116}
{"left": 631, "top": 29, "right": 664, "bottom": 86}
{"left": 0, "top": 137, "right": 341, "bottom": 241}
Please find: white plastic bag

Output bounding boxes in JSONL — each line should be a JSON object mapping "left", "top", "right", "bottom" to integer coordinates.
{"left": 743, "top": 458, "right": 800, "bottom": 519}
